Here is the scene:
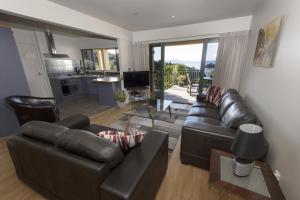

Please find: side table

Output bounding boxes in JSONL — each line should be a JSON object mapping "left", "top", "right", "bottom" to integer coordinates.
{"left": 209, "top": 149, "right": 285, "bottom": 200}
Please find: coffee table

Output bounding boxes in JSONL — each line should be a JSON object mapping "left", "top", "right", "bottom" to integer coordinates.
{"left": 123, "top": 99, "right": 173, "bottom": 131}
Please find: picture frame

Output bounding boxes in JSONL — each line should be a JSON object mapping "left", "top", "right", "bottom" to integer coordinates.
{"left": 253, "top": 16, "right": 282, "bottom": 67}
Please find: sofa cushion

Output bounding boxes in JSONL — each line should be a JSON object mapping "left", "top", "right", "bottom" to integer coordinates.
{"left": 97, "top": 131, "right": 145, "bottom": 150}
{"left": 188, "top": 107, "right": 219, "bottom": 119}
{"left": 219, "top": 93, "right": 243, "bottom": 117}
{"left": 184, "top": 116, "right": 220, "bottom": 127}
{"left": 192, "top": 101, "right": 218, "bottom": 109}
{"left": 183, "top": 116, "right": 236, "bottom": 138}
{"left": 221, "top": 102, "right": 257, "bottom": 128}
{"left": 21, "top": 121, "right": 69, "bottom": 144}
{"left": 82, "top": 124, "right": 117, "bottom": 134}
{"left": 56, "top": 129, "right": 123, "bottom": 168}
{"left": 221, "top": 89, "right": 238, "bottom": 100}
{"left": 55, "top": 114, "right": 90, "bottom": 129}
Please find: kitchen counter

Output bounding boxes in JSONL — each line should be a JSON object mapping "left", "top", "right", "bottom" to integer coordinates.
{"left": 48, "top": 74, "right": 122, "bottom": 106}
{"left": 48, "top": 74, "right": 99, "bottom": 80}
{"left": 91, "top": 76, "right": 122, "bottom": 83}
{"left": 91, "top": 77, "right": 122, "bottom": 106}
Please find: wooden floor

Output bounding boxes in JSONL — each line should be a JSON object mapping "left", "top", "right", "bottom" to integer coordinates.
{"left": 0, "top": 105, "right": 213, "bottom": 200}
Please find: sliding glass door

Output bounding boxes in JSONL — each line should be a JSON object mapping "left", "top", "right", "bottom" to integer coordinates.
{"left": 149, "top": 38, "right": 219, "bottom": 102}
{"left": 149, "top": 44, "right": 165, "bottom": 99}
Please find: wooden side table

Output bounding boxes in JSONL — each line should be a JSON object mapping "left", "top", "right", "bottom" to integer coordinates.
{"left": 209, "top": 149, "right": 285, "bottom": 200}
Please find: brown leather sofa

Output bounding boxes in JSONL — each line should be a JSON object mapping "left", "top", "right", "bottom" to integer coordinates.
{"left": 180, "top": 89, "right": 267, "bottom": 170}
{"left": 7, "top": 114, "right": 168, "bottom": 200}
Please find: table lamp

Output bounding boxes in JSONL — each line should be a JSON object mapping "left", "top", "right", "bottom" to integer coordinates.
{"left": 231, "top": 124, "right": 266, "bottom": 177}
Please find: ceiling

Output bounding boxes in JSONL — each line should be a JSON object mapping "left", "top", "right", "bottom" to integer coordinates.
{"left": 50, "top": 0, "right": 263, "bottom": 31}
{"left": 0, "top": 12, "right": 115, "bottom": 40}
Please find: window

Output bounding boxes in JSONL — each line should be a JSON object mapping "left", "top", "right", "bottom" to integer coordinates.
{"left": 107, "top": 49, "right": 119, "bottom": 71}
{"left": 81, "top": 48, "right": 119, "bottom": 71}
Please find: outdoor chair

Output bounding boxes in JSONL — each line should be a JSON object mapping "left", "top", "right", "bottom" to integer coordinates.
{"left": 186, "top": 73, "right": 199, "bottom": 96}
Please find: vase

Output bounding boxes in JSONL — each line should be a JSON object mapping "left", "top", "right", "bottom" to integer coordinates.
{"left": 117, "top": 101, "right": 126, "bottom": 109}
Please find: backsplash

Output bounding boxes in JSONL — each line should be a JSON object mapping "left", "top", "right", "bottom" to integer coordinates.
{"left": 44, "top": 59, "right": 80, "bottom": 77}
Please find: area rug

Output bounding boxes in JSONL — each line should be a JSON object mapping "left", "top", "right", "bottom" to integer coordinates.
{"left": 109, "top": 103, "right": 191, "bottom": 152}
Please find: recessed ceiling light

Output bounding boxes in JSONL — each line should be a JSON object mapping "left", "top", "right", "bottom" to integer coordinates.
{"left": 171, "top": 15, "right": 176, "bottom": 19}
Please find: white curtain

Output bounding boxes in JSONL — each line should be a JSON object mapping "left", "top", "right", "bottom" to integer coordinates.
{"left": 213, "top": 31, "right": 249, "bottom": 89}
{"left": 132, "top": 41, "right": 149, "bottom": 71}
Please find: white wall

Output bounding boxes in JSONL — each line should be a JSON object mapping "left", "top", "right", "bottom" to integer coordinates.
{"left": 239, "top": 0, "right": 300, "bottom": 199}
{"left": 36, "top": 32, "right": 119, "bottom": 61}
{"left": 0, "top": 0, "right": 133, "bottom": 75}
{"left": 35, "top": 31, "right": 81, "bottom": 62}
{"left": 133, "top": 16, "right": 252, "bottom": 42}
{"left": 52, "top": 34, "right": 81, "bottom": 60}
{"left": 78, "top": 38, "right": 118, "bottom": 49}
{"left": 0, "top": 0, "right": 132, "bottom": 40}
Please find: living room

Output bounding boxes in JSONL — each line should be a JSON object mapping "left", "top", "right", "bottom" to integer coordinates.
{"left": 0, "top": 0, "right": 299, "bottom": 199}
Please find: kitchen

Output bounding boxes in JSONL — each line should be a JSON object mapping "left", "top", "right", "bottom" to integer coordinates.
{"left": 41, "top": 31, "right": 122, "bottom": 118}
{"left": 6, "top": 14, "right": 123, "bottom": 119}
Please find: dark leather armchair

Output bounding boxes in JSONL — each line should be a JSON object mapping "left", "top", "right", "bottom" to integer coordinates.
{"left": 5, "top": 96, "right": 60, "bottom": 125}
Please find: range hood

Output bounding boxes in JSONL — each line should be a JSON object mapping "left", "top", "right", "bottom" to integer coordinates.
{"left": 43, "top": 31, "right": 69, "bottom": 58}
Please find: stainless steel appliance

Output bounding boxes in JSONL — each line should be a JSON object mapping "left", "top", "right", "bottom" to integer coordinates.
{"left": 44, "top": 31, "right": 69, "bottom": 58}
{"left": 60, "top": 79, "right": 78, "bottom": 96}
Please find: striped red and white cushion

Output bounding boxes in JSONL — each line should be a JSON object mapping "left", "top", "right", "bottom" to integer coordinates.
{"left": 97, "top": 131, "right": 145, "bottom": 150}
{"left": 206, "top": 85, "right": 224, "bottom": 106}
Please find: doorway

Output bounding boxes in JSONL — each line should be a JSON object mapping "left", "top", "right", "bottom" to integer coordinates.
{"left": 150, "top": 39, "right": 219, "bottom": 104}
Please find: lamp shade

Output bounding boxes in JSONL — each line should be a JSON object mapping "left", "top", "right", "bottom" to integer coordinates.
{"left": 231, "top": 124, "right": 266, "bottom": 160}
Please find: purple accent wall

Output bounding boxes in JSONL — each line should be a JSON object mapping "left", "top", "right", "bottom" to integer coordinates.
{"left": 0, "top": 27, "right": 30, "bottom": 137}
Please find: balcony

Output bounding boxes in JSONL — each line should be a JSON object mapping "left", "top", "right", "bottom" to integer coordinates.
{"left": 153, "top": 69, "right": 213, "bottom": 104}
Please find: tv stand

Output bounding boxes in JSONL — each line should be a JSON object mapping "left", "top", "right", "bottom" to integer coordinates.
{"left": 127, "top": 87, "right": 149, "bottom": 102}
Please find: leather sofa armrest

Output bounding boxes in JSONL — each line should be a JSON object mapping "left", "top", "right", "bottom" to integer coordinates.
{"left": 197, "top": 94, "right": 207, "bottom": 102}
{"left": 100, "top": 129, "right": 168, "bottom": 200}
{"left": 181, "top": 118, "right": 236, "bottom": 169}
{"left": 55, "top": 114, "right": 90, "bottom": 129}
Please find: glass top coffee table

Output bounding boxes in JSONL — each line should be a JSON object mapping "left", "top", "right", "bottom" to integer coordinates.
{"left": 123, "top": 99, "right": 173, "bottom": 131}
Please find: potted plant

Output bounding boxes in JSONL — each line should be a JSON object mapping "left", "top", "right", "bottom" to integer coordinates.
{"left": 148, "top": 91, "right": 157, "bottom": 106}
{"left": 114, "top": 90, "right": 127, "bottom": 108}
{"left": 176, "top": 75, "right": 186, "bottom": 87}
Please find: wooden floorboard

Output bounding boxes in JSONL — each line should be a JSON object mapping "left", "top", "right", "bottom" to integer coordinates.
{"left": 156, "top": 138, "right": 210, "bottom": 200}
{"left": 0, "top": 105, "right": 219, "bottom": 200}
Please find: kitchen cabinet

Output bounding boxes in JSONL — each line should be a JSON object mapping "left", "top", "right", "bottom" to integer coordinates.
{"left": 85, "top": 77, "right": 98, "bottom": 95}
{"left": 49, "top": 76, "right": 99, "bottom": 103}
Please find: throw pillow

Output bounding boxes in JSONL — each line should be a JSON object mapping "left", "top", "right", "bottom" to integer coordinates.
{"left": 97, "top": 131, "right": 145, "bottom": 150}
{"left": 205, "top": 85, "right": 224, "bottom": 106}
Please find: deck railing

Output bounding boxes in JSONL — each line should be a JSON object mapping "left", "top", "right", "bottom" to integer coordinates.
{"left": 153, "top": 69, "right": 213, "bottom": 91}
{"left": 162, "top": 69, "right": 200, "bottom": 89}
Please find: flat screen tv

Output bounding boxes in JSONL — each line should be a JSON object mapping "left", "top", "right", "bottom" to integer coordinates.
{"left": 123, "top": 71, "right": 149, "bottom": 88}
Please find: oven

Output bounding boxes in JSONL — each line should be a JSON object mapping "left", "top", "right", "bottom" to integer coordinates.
{"left": 60, "top": 79, "right": 78, "bottom": 96}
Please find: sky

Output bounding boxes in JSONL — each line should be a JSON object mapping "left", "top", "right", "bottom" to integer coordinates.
{"left": 154, "top": 43, "right": 219, "bottom": 62}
